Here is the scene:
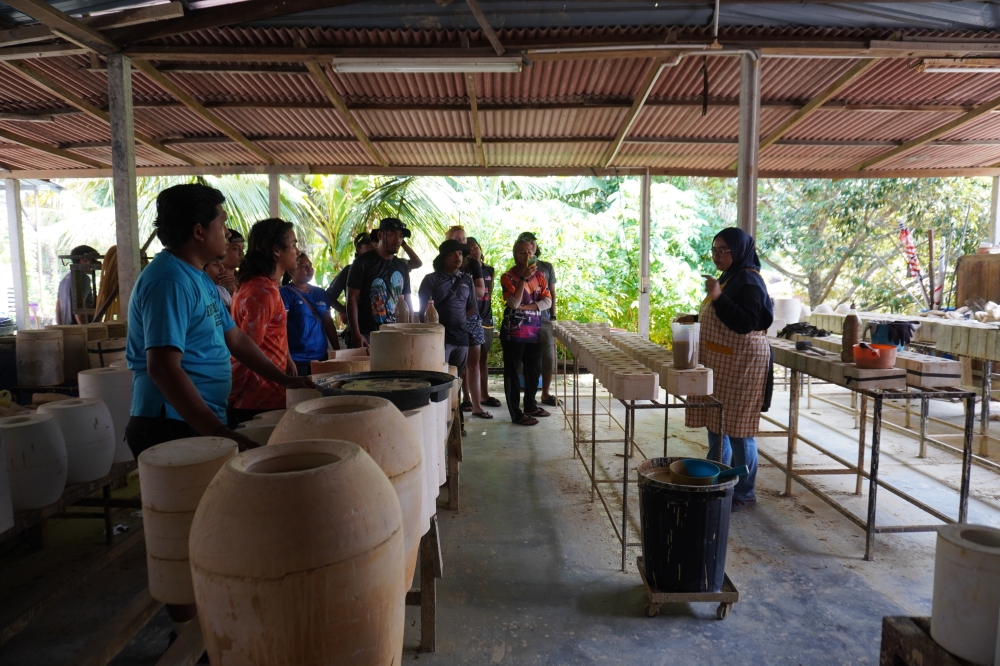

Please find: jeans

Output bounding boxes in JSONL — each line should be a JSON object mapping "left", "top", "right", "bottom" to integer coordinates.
{"left": 125, "top": 415, "right": 198, "bottom": 460}
{"left": 707, "top": 430, "right": 758, "bottom": 501}
{"left": 501, "top": 339, "right": 541, "bottom": 422}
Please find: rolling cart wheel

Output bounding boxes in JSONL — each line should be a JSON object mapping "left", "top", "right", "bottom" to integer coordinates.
{"left": 716, "top": 603, "right": 732, "bottom": 620}
{"left": 645, "top": 604, "right": 660, "bottom": 617}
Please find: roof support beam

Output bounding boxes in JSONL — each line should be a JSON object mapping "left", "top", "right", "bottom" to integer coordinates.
{"left": 736, "top": 52, "right": 760, "bottom": 237}
{"left": 0, "top": 126, "right": 108, "bottom": 167}
{"left": 1, "top": 0, "right": 117, "bottom": 54}
{"left": 465, "top": 72, "right": 487, "bottom": 167}
{"left": 0, "top": 60, "right": 200, "bottom": 166}
{"left": 602, "top": 57, "right": 670, "bottom": 168}
{"left": 304, "top": 61, "right": 387, "bottom": 167}
{"left": 0, "top": 2, "right": 183, "bottom": 48}
{"left": 465, "top": 0, "right": 505, "bottom": 56}
{"left": 852, "top": 90, "right": 1000, "bottom": 170}
{"left": 5, "top": 179, "right": 28, "bottom": 330}
{"left": 108, "top": 53, "right": 140, "bottom": 318}
{"left": 130, "top": 58, "right": 275, "bottom": 165}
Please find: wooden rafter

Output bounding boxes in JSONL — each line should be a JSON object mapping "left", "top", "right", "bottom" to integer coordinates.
{"left": 1, "top": 0, "right": 117, "bottom": 54}
{"left": 130, "top": 58, "right": 275, "bottom": 165}
{"left": 304, "top": 61, "right": 387, "bottom": 167}
{"left": 0, "top": 2, "right": 183, "bottom": 48}
{"left": 465, "top": 73, "right": 487, "bottom": 167}
{"left": 0, "top": 126, "right": 108, "bottom": 168}
{"left": 465, "top": 0, "right": 505, "bottom": 56}
{"left": 852, "top": 91, "right": 1000, "bottom": 170}
{"left": 0, "top": 60, "right": 200, "bottom": 166}
{"left": 601, "top": 58, "right": 667, "bottom": 168}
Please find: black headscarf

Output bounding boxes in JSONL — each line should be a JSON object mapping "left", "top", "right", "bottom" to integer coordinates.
{"left": 714, "top": 227, "right": 774, "bottom": 320}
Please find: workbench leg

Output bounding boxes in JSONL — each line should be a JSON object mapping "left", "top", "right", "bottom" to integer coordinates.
{"left": 918, "top": 396, "right": 929, "bottom": 459}
{"left": 621, "top": 404, "right": 631, "bottom": 573}
{"left": 419, "top": 516, "right": 442, "bottom": 653}
{"left": 784, "top": 370, "right": 800, "bottom": 497}
{"left": 447, "top": 412, "right": 460, "bottom": 511}
{"left": 852, "top": 391, "right": 859, "bottom": 429}
{"left": 574, "top": 358, "right": 579, "bottom": 453}
{"left": 856, "top": 394, "right": 867, "bottom": 496}
{"left": 103, "top": 485, "right": 114, "bottom": 544}
{"left": 864, "top": 395, "right": 883, "bottom": 562}
{"left": 663, "top": 404, "right": 670, "bottom": 459}
{"left": 591, "top": 378, "right": 597, "bottom": 502}
{"left": 980, "top": 359, "right": 991, "bottom": 456}
{"left": 960, "top": 396, "right": 975, "bottom": 523}
{"left": 807, "top": 375, "right": 812, "bottom": 409}
{"left": 905, "top": 395, "right": 912, "bottom": 429}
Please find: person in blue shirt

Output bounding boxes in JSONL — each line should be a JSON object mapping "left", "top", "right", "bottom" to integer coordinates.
{"left": 125, "top": 184, "right": 314, "bottom": 460}
{"left": 281, "top": 252, "right": 341, "bottom": 376}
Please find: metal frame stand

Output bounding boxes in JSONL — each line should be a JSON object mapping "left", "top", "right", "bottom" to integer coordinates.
{"left": 760, "top": 368, "right": 975, "bottom": 561}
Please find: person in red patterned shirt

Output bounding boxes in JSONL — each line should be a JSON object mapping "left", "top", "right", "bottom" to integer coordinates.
{"left": 228, "top": 218, "right": 301, "bottom": 425}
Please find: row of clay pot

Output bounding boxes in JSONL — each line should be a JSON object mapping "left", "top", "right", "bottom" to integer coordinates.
{"left": 16, "top": 322, "right": 127, "bottom": 387}
{"left": 553, "top": 322, "right": 659, "bottom": 401}
{"left": 605, "top": 330, "right": 714, "bottom": 397}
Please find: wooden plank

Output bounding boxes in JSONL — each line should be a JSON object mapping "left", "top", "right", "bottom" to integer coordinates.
{"left": 304, "top": 61, "right": 386, "bottom": 167}
{"left": 67, "top": 587, "right": 163, "bottom": 666}
{"left": 465, "top": 0, "right": 505, "bottom": 56}
{"left": 4, "top": 179, "right": 27, "bottom": 330}
{"left": 155, "top": 616, "right": 204, "bottom": 666}
{"left": 853, "top": 90, "right": 1000, "bottom": 170}
{"left": 1, "top": 0, "right": 117, "bottom": 54}
{"left": 108, "top": 53, "right": 141, "bottom": 319}
{"left": 131, "top": 58, "right": 275, "bottom": 165}
{"left": 0, "top": 126, "right": 107, "bottom": 168}
{"left": 0, "top": 2, "right": 183, "bottom": 47}
{"left": 0, "top": 60, "right": 200, "bottom": 166}
{"left": 878, "top": 616, "right": 967, "bottom": 666}
{"left": 602, "top": 57, "right": 666, "bottom": 167}
{"left": 465, "top": 72, "right": 486, "bottom": 168}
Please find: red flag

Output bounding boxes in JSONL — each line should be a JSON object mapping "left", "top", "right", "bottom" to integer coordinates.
{"left": 898, "top": 223, "right": 921, "bottom": 278}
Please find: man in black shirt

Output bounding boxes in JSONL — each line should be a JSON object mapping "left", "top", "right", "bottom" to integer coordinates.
{"left": 418, "top": 239, "right": 477, "bottom": 375}
{"left": 346, "top": 218, "right": 422, "bottom": 347}
{"left": 328, "top": 232, "right": 374, "bottom": 345}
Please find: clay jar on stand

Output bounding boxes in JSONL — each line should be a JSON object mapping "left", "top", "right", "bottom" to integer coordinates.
{"left": 0, "top": 413, "right": 67, "bottom": 510}
{"left": 37, "top": 398, "right": 115, "bottom": 484}
{"left": 268, "top": 396, "right": 424, "bottom": 584}
{"left": 190, "top": 440, "right": 405, "bottom": 665}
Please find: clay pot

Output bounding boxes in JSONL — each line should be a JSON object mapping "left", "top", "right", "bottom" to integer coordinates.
{"left": 252, "top": 409, "right": 286, "bottom": 422}
{"left": 105, "top": 321, "right": 128, "bottom": 340}
{"left": 15, "top": 329, "right": 65, "bottom": 386}
{"left": 190, "top": 440, "right": 405, "bottom": 666}
{"left": 269, "top": 396, "right": 424, "bottom": 583}
{"left": 0, "top": 413, "right": 67, "bottom": 510}
{"left": 78, "top": 367, "right": 134, "bottom": 463}
{"left": 86, "top": 337, "right": 126, "bottom": 369}
{"left": 45, "top": 325, "right": 90, "bottom": 382}
{"left": 37, "top": 398, "right": 115, "bottom": 484}
{"left": 370, "top": 327, "right": 445, "bottom": 372}
{"left": 235, "top": 422, "right": 276, "bottom": 446}
{"left": 286, "top": 388, "right": 321, "bottom": 408}
{"left": 137, "top": 437, "right": 237, "bottom": 605}
{"left": 310, "top": 358, "right": 370, "bottom": 375}
{"left": 402, "top": 408, "right": 436, "bottom": 534}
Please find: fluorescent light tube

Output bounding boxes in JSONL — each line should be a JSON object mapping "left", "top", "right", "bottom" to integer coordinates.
{"left": 333, "top": 57, "right": 522, "bottom": 74}
{"left": 924, "top": 67, "right": 1000, "bottom": 73}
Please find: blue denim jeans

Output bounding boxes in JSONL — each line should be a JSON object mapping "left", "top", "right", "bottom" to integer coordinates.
{"left": 707, "top": 430, "right": 758, "bottom": 501}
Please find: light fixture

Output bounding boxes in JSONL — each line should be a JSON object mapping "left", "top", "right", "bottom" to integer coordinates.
{"left": 332, "top": 57, "right": 523, "bottom": 74}
{"left": 920, "top": 58, "right": 1000, "bottom": 74}
{"left": 925, "top": 67, "right": 1000, "bottom": 73}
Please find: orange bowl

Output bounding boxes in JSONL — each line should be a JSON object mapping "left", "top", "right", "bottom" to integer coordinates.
{"left": 853, "top": 343, "right": 897, "bottom": 369}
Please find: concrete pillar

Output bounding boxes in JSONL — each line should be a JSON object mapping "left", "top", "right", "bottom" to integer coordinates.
{"left": 989, "top": 175, "right": 1000, "bottom": 246}
{"left": 269, "top": 172, "right": 280, "bottom": 218}
{"left": 638, "top": 171, "right": 651, "bottom": 339}
{"left": 108, "top": 53, "right": 141, "bottom": 320}
{"left": 737, "top": 51, "right": 761, "bottom": 237}
{"left": 5, "top": 179, "right": 28, "bottom": 330}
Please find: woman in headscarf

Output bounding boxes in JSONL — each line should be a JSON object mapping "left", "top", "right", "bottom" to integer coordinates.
{"left": 683, "top": 227, "right": 773, "bottom": 511}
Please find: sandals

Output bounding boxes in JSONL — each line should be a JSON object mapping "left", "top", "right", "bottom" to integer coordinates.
{"left": 472, "top": 411, "right": 494, "bottom": 419}
{"left": 515, "top": 415, "right": 539, "bottom": 426}
{"left": 480, "top": 396, "right": 502, "bottom": 407}
{"left": 461, "top": 400, "right": 473, "bottom": 413}
{"left": 541, "top": 395, "right": 560, "bottom": 407}
{"left": 524, "top": 408, "right": 551, "bottom": 418}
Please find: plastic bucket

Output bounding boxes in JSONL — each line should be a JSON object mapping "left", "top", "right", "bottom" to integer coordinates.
{"left": 637, "top": 457, "right": 736, "bottom": 593}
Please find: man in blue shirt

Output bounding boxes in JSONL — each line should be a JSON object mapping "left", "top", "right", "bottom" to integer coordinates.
{"left": 125, "top": 184, "right": 313, "bottom": 459}
{"left": 281, "top": 252, "right": 341, "bottom": 376}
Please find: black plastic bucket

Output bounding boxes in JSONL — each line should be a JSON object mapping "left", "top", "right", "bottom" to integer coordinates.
{"left": 637, "top": 456, "right": 736, "bottom": 593}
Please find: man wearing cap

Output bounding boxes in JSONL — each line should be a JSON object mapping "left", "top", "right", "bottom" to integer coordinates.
{"left": 327, "top": 231, "right": 375, "bottom": 345}
{"left": 218, "top": 228, "right": 244, "bottom": 298}
{"left": 517, "top": 232, "right": 560, "bottom": 407}
{"left": 346, "top": 217, "right": 422, "bottom": 348}
{"left": 418, "top": 239, "right": 477, "bottom": 376}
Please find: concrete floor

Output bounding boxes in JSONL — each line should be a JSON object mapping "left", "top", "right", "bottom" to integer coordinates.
{"left": 2, "top": 376, "right": 999, "bottom": 665}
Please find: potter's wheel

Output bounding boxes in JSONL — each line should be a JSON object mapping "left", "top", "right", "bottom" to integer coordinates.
{"left": 315, "top": 370, "right": 455, "bottom": 410}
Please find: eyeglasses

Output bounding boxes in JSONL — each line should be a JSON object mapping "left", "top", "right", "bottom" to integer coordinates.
{"left": 711, "top": 247, "right": 731, "bottom": 257}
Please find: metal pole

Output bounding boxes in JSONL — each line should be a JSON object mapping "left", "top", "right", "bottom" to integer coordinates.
{"left": 980, "top": 359, "right": 992, "bottom": 453}
{"left": 268, "top": 172, "right": 281, "bottom": 218}
{"left": 4, "top": 179, "right": 28, "bottom": 330}
{"left": 736, "top": 51, "right": 761, "bottom": 237}
{"left": 592, "top": 377, "right": 597, "bottom": 502}
{"left": 638, "top": 170, "right": 651, "bottom": 339}
{"left": 864, "top": 394, "right": 884, "bottom": 561}
{"left": 960, "top": 395, "right": 975, "bottom": 523}
{"left": 107, "top": 53, "right": 140, "bottom": 319}
{"left": 856, "top": 394, "right": 868, "bottom": 495}
{"left": 989, "top": 175, "right": 1000, "bottom": 247}
{"left": 622, "top": 403, "right": 631, "bottom": 572}
{"left": 919, "top": 396, "right": 929, "bottom": 459}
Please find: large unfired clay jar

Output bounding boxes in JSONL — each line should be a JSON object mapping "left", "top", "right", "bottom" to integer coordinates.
{"left": 45, "top": 324, "right": 90, "bottom": 383}
{"left": 269, "top": 396, "right": 424, "bottom": 583}
{"left": 370, "top": 326, "right": 445, "bottom": 372}
{"left": 286, "top": 387, "right": 321, "bottom": 408}
{"left": 0, "top": 413, "right": 67, "bottom": 510}
{"left": 38, "top": 398, "right": 115, "bottom": 483}
{"left": 235, "top": 421, "right": 276, "bottom": 446}
{"left": 78, "top": 367, "right": 134, "bottom": 463}
{"left": 15, "top": 329, "right": 64, "bottom": 386}
{"left": 190, "top": 439, "right": 405, "bottom": 666}
{"left": 138, "top": 437, "right": 237, "bottom": 605}
{"left": 931, "top": 523, "right": 1000, "bottom": 664}
{"left": 310, "top": 358, "right": 370, "bottom": 375}
{"left": 0, "top": 438, "right": 15, "bottom": 533}
{"left": 402, "top": 408, "right": 435, "bottom": 534}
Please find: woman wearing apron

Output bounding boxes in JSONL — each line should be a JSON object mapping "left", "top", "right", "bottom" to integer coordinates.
{"left": 684, "top": 227, "right": 774, "bottom": 511}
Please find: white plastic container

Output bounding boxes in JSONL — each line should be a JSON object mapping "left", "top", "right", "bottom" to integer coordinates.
{"left": 931, "top": 523, "right": 1000, "bottom": 665}
{"left": 773, "top": 298, "right": 802, "bottom": 325}
{"left": 0, "top": 413, "right": 68, "bottom": 510}
{"left": 37, "top": 398, "right": 115, "bottom": 484}
{"left": 78, "top": 367, "right": 134, "bottom": 463}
